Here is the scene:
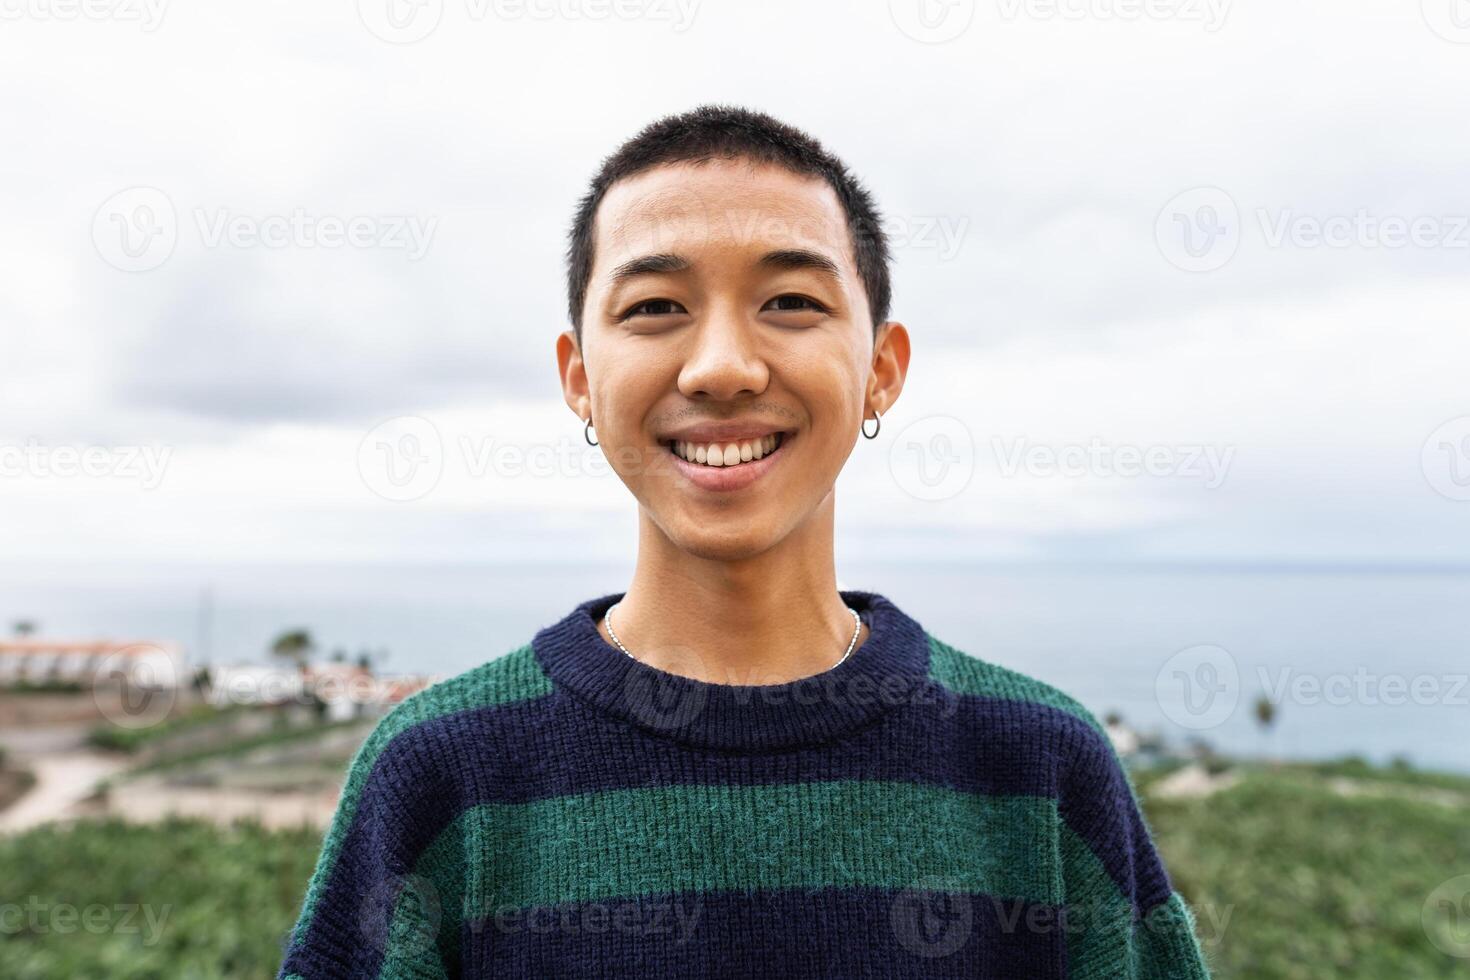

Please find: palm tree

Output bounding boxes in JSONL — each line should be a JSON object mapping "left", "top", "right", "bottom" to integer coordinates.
{"left": 12, "top": 620, "right": 37, "bottom": 637}
{"left": 270, "top": 629, "right": 315, "bottom": 672}
{"left": 1253, "top": 693, "right": 1279, "bottom": 763}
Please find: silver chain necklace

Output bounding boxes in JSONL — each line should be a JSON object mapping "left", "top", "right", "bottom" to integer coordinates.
{"left": 603, "top": 602, "right": 863, "bottom": 672}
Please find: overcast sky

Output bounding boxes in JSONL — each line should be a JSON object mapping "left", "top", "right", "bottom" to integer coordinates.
{"left": 2, "top": 0, "right": 1467, "bottom": 565}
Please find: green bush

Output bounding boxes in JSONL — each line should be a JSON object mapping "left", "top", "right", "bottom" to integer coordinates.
{"left": 0, "top": 817, "right": 321, "bottom": 980}
{"left": 86, "top": 704, "right": 247, "bottom": 754}
{"left": 4, "top": 680, "right": 85, "bottom": 694}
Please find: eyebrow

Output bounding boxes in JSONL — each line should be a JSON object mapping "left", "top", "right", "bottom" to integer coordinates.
{"left": 608, "top": 253, "right": 690, "bottom": 284}
{"left": 757, "top": 248, "right": 844, "bottom": 281}
{"left": 607, "top": 248, "right": 844, "bottom": 286}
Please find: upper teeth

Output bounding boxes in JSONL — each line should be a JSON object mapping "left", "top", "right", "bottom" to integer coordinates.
{"left": 672, "top": 433, "right": 782, "bottom": 466}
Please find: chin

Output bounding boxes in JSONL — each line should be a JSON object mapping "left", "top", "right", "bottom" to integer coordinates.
{"left": 664, "top": 520, "right": 783, "bottom": 563}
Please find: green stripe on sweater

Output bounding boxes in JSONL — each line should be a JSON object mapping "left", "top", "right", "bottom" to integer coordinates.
{"left": 926, "top": 635, "right": 1105, "bottom": 736}
{"left": 413, "top": 781, "right": 1065, "bottom": 919}
{"left": 383, "top": 781, "right": 1174, "bottom": 975}
{"left": 1060, "top": 827, "right": 1209, "bottom": 978}
{"left": 293, "top": 644, "right": 553, "bottom": 941}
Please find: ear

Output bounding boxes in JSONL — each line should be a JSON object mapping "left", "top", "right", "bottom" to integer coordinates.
{"left": 866, "top": 321, "right": 911, "bottom": 418}
{"left": 556, "top": 329, "right": 591, "bottom": 422}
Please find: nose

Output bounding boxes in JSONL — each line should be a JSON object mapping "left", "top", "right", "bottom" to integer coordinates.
{"left": 676, "top": 303, "right": 770, "bottom": 401}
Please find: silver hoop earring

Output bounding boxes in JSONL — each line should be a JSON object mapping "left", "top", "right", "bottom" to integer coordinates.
{"left": 584, "top": 417, "right": 598, "bottom": 446}
{"left": 861, "top": 410, "right": 881, "bottom": 440}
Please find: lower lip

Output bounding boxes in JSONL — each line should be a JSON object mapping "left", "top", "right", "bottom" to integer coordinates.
{"left": 666, "top": 435, "right": 791, "bottom": 493}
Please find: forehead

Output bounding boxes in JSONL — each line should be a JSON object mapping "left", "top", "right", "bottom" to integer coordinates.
{"left": 592, "top": 158, "right": 857, "bottom": 278}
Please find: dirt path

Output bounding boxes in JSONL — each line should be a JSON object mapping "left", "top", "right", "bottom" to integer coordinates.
{"left": 0, "top": 751, "right": 129, "bottom": 834}
{"left": 104, "top": 779, "right": 342, "bottom": 830}
{"left": 1325, "top": 776, "right": 1469, "bottom": 808}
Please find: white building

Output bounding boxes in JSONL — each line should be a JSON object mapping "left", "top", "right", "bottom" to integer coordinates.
{"left": 0, "top": 639, "right": 185, "bottom": 689}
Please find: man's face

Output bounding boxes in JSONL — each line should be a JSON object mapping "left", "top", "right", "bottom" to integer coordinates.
{"left": 562, "top": 157, "right": 897, "bottom": 562}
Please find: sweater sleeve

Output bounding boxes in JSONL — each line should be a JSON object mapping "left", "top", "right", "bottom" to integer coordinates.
{"left": 277, "top": 723, "right": 463, "bottom": 980}
{"left": 1057, "top": 723, "right": 1211, "bottom": 979}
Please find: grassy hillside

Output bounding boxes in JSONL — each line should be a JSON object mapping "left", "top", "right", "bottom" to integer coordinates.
{"left": 1148, "top": 763, "right": 1470, "bottom": 978}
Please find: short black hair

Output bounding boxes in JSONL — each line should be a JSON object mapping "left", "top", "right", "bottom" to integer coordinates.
{"left": 566, "top": 105, "right": 892, "bottom": 341}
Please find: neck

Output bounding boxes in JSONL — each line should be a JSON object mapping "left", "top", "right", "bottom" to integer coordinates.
{"left": 603, "top": 495, "right": 867, "bottom": 685}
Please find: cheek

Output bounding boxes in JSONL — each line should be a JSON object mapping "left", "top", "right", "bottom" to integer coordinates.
{"left": 783, "top": 349, "right": 866, "bottom": 434}
{"left": 589, "top": 355, "right": 655, "bottom": 432}
{"left": 588, "top": 361, "right": 671, "bottom": 480}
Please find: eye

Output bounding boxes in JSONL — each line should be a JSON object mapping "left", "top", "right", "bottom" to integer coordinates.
{"left": 619, "top": 298, "right": 687, "bottom": 321}
{"left": 762, "top": 294, "right": 830, "bottom": 314}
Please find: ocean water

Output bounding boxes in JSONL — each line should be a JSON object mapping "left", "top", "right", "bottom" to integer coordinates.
{"left": 3, "top": 561, "right": 1466, "bottom": 774}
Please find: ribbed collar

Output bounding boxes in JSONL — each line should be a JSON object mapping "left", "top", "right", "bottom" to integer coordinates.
{"left": 531, "top": 590, "right": 932, "bottom": 752}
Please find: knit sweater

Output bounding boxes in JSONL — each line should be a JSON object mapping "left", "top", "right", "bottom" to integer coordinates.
{"left": 278, "top": 590, "right": 1211, "bottom": 979}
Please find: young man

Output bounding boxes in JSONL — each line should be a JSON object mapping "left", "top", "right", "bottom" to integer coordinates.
{"left": 279, "top": 106, "right": 1211, "bottom": 978}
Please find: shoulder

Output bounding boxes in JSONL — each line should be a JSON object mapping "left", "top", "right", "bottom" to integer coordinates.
{"left": 347, "top": 642, "right": 553, "bottom": 781}
{"left": 925, "top": 634, "right": 1118, "bottom": 772}
{"left": 926, "top": 634, "right": 1106, "bottom": 736}
{"left": 925, "top": 635, "right": 1152, "bottom": 842}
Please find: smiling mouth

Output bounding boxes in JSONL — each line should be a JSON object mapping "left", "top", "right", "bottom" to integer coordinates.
{"left": 664, "top": 431, "right": 789, "bottom": 468}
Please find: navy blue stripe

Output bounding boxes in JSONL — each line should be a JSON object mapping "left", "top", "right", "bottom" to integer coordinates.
{"left": 463, "top": 886, "right": 1068, "bottom": 979}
